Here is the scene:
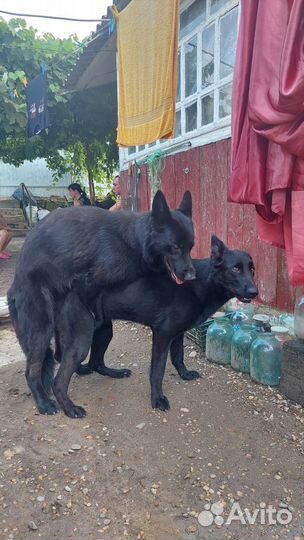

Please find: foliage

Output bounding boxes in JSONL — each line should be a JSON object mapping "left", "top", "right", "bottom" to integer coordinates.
{"left": 0, "top": 17, "right": 119, "bottom": 198}
{"left": 0, "top": 17, "right": 77, "bottom": 139}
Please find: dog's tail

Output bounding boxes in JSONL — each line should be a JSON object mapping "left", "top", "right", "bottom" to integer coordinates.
{"left": 7, "top": 279, "right": 55, "bottom": 358}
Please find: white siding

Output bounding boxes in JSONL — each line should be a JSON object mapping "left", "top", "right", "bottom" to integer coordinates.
{"left": 0, "top": 159, "right": 72, "bottom": 198}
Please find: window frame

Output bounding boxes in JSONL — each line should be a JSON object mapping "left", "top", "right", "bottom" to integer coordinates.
{"left": 121, "top": 0, "right": 239, "bottom": 166}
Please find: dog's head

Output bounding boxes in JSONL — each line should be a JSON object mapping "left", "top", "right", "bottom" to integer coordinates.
{"left": 210, "top": 235, "right": 258, "bottom": 302}
{"left": 150, "top": 190, "right": 195, "bottom": 284}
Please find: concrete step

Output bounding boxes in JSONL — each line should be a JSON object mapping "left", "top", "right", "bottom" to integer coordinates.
{"left": 1, "top": 205, "right": 29, "bottom": 236}
{"left": 11, "top": 228, "right": 29, "bottom": 238}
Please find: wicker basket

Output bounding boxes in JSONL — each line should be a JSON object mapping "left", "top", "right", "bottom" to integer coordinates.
{"left": 186, "top": 313, "right": 233, "bottom": 353}
{"left": 186, "top": 319, "right": 213, "bottom": 353}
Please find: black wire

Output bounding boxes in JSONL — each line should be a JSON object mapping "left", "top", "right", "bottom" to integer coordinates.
{"left": 0, "top": 9, "right": 107, "bottom": 23}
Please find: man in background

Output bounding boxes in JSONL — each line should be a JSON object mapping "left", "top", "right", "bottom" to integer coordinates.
{"left": 109, "top": 175, "right": 122, "bottom": 212}
{"left": 95, "top": 175, "right": 122, "bottom": 211}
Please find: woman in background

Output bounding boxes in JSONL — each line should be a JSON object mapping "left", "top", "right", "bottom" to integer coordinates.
{"left": 68, "top": 183, "right": 91, "bottom": 207}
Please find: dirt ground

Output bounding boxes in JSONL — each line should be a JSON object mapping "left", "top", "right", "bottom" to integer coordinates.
{"left": 0, "top": 240, "right": 303, "bottom": 540}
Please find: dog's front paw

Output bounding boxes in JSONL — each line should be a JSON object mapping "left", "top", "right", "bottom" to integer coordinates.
{"left": 38, "top": 399, "right": 59, "bottom": 415}
{"left": 152, "top": 395, "right": 170, "bottom": 411}
{"left": 76, "top": 364, "right": 93, "bottom": 376}
{"left": 180, "top": 369, "right": 200, "bottom": 381}
{"left": 65, "top": 404, "right": 87, "bottom": 418}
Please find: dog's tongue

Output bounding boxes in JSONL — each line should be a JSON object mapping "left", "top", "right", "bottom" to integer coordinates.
{"left": 174, "top": 274, "right": 184, "bottom": 285}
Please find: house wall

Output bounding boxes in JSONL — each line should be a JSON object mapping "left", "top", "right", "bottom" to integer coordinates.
{"left": 120, "top": 138, "right": 295, "bottom": 312}
{"left": 0, "top": 159, "right": 72, "bottom": 198}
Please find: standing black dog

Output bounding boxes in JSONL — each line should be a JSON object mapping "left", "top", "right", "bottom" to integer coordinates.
{"left": 53, "top": 236, "right": 258, "bottom": 417}
{"left": 8, "top": 191, "right": 195, "bottom": 417}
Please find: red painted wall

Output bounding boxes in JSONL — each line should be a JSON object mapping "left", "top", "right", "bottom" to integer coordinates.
{"left": 120, "top": 139, "right": 295, "bottom": 311}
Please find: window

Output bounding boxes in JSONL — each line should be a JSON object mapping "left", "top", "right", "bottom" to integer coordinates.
{"left": 201, "top": 93, "right": 214, "bottom": 125}
{"left": 202, "top": 24, "right": 215, "bottom": 88}
{"left": 180, "top": 0, "right": 206, "bottom": 39}
{"left": 176, "top": 109, "right": 182, "bottom": 137}
{"left": 126, "top": 0, "right": 239, "bottom": 157}
{"left": 219, "top": 82, "right": 232, "bottom": 118}
{"left": 185, "top": 36, "right": 197, "bottom": 97}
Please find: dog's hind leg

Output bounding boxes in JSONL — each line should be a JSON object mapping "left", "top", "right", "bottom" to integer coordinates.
{"left": 11, "top": 286, "right": 59, "bottom": 415}
{"left": 150, "top": 331, "right": 171, "bottom": 411}
{"left": 53, "top": 293, "right": 94, "bottom": 418}
{"left": 170, "top": 334, "right": 200, "bottom": 380}
{"left": 42, "top": 347, "right": 56, "bottom": 396}
{"left": 25, "top": 346, "right": 59, "bottom": 415}
{"left": 86, "top": 322, "right": 132, "bottom": 378}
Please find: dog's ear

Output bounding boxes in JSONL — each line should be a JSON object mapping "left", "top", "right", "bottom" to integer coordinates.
{"left": 178, "top": 191, "right": 192, "bottom": 218}
{"left": 151, "top": 190, "right": 172, "bottom": 228}
{"left": 211, "top": 235, "right": 226, "bottom": 266}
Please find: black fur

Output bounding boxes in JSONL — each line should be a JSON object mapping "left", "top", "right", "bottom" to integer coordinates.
{"left": 8, "top": 191, "right": 195, "bottom": 416}
{"left": 56, "top": 236, "right": 258, "bottom": 415}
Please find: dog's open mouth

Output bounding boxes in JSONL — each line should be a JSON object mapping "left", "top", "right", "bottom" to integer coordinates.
{"left": 238, "top": 297, "right": 252, "bottom": 303}
{"left": 164, "top": 259, "right": 184, "bottom": 285}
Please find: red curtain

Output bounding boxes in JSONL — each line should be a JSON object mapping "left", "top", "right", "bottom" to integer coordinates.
{"left": 229, "top": 0, "right": 304, "bottom": 286}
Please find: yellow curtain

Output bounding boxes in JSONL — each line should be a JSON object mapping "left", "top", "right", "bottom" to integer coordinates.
{"left": 113, "top": 0, "right": 179, "bottom": 147}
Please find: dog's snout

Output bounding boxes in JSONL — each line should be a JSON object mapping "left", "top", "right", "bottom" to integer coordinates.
{"left": 183, "top": 267, "right": 196, "bottom": 281}
{"left": 246, "top": 286, "right": 258, "bottom": 298}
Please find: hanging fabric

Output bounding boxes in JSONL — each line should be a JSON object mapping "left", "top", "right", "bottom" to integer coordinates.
{"left": 113, "top": 0, "right": 179, "bottom": 147}
{"left": 229, "top": 0, "right": 304, "bottom": 286}
{"left": 26, "top": 72, "right": 50, "bottom": 137}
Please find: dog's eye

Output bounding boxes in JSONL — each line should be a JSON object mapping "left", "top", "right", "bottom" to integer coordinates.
{"left": 250, "top": 265, "right": 255, "bottom": 276}
{"left": 171, "top": 245, "right": 181, "bottom": 255}
{"left": 232, "top": 264, "right": 242, "bottom": 273}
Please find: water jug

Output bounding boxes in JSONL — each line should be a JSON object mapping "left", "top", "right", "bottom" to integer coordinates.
{"left": 294, "top": 288, "right": 304, "bottom": 339}
{"left": 231, "top": 323, "right": 257, "bottom": 373}
{"left": 206, "top": 317, "right": 233, "bottom": 365}
{"left": 250, "top": 332, "right": 282, "bottom": 386}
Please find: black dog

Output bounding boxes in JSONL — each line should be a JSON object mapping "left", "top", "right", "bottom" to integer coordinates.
{"left": 53, "top": 236, "right": 258, "bottom": 417}
{"left": 8, "top": 191, "right": 195, "bottom": 416}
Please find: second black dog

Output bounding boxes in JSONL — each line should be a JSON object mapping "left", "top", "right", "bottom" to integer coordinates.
{"left": 54, "top": 236, "right": 258, "bottom": 416}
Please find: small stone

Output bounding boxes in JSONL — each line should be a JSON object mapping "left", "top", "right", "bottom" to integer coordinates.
{"left": 28, "top": 521, "right": 38, "bottom": 531}
{"left": 103, "top": 519, "right": 111, "bottom": 526}
{"left": 274, "top": 474, "right": 282, "bottom": 480}
{"left": 65, "top": 486, "right": 71, "bottom": 492}
{"left": 186, "top": 525, "right": 197, "bottom": 534}
{"left": 136, "top": 423, "right": 146, "bottom": 430}
{"left": 189, "top": 351, "right": 197, "bottom": 358}
{"left": 70, "top": 444, "right": 81, "bottom": 451}
{"left": 36, "top": 496, "right": 45, "bottom": 502}
{"left": 151, "top": 487, "right": 158, "bottom": 495}
{"left": 82, "top": 488, "right": 89, "bottom": 495}
{"left": 66, "top": 500, "right": 72, "bottom": 509}
{"left": 180, "top": 408, "right": 189, "bottom": 413}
